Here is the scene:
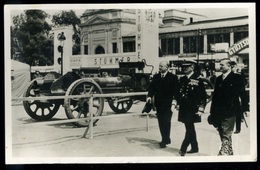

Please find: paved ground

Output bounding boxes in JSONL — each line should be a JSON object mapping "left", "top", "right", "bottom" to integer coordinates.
{"left": 7, "top": 101, "right": 255, "bottom": 163}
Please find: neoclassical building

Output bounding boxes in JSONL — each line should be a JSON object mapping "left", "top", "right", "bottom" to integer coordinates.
{"left": 79, "top": 9, "right": 137, "bottom": 55}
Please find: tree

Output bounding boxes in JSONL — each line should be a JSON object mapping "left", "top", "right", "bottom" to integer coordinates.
{"left": 52, "top": 10, "right": 81, "bottom": 55}
{"left": 11, "top": 10, "right": 53, "bottom": 66}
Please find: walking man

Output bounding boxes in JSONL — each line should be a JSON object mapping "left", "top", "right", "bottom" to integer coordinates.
{"left": 209, "top": 58, "right": 249, "bottom": 155}
{"left": 230, "top": 61, "right": 249, "bottom": 134}
{"left": 147, "top": 61, "right": 178, "bottom": 148}
{"left": 176, "top": 60, "right": 207, "bottom": 156}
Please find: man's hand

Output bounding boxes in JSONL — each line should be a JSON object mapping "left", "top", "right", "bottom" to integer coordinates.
{"left": 146, "top": 97, "right": 152, "bottom": 103}
{"left": 244, "top": 111, "right": 249, "bottom": 117}
{"left": 196, "top": 111, "right": 204, "bottom": 116}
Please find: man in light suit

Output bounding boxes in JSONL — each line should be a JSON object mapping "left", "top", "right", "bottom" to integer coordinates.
{"left": 147, "top": 61, "right": 178, "bottom": 148}
{"left": 210, "top": 58, "right": 249, "bottom": 155}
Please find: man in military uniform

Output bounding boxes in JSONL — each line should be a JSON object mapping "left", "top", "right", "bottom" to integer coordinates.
{"left": 177, "top": 60, "right": 207, "bottom": 156}
{"left": 147, "top": 61, "right": 179, "bottom": 148}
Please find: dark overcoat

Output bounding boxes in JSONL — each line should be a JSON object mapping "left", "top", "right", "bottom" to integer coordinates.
{"left": 177, "top": 73, "right": 207, "bottom": 123}
{"left": 210, "top": 71, "right": 249, "bottom": 120}
{"left": 147, "top": 72, "right": 178, "bottom": 110}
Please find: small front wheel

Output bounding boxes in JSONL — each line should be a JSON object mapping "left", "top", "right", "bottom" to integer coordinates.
{"left": 108, "top": 97, "right": 133, "bottom": 113}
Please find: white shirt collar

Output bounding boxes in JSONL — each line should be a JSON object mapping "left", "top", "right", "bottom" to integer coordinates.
{"left": 161, "top": 71, "right": 168, "bottom": 77}
{"left": 223, "top": 70, "right": 231, "bottom": 80}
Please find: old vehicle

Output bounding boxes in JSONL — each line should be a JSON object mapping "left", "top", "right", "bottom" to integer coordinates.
{"left": 23, "top": 27, "right": 214, "bottom": 127}
{"left": 23, "top": 60, "right": 152, "bottom": 127}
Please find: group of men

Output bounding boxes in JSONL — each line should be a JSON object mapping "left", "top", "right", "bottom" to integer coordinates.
{"left": 146, "top": 58, "right": 249, "bottom": 156}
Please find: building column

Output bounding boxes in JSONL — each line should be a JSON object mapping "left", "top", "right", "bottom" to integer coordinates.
{"left": 230, "top": 32, "right": 234, "bottom": 46}
{"left": 203, "top": 34, "right": 207, "bottom": 54}
{"left": 118, "top": 30, "right": 122, "bottom": 53}
{"left": 107, "top": 29, "right": 112, "bottom": 54}
{"left": 80, "top": 33, "right": 87, "bottom": 55}
{"left": 80, "top": 35, "right": 84, "bottom": 55}
{"left": 180, "top": 37, "right": 183, "bottom": 54}
{"left": 105, "top": 29, "right": 109, "bottom": 54}
{"left": 88, "top": 31, "right": 92, "bottom": 54}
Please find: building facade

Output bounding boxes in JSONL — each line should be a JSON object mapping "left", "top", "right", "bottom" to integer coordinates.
{"left": 78, "top": 9, "right": 249, "bottom": 73}
{"left": 80, "top": 9, "right": 137, "bottom": 55}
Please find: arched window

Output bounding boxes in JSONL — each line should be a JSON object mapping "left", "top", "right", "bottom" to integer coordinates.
{"left": 95, "top": 45, "right": 105, "bottom": 54}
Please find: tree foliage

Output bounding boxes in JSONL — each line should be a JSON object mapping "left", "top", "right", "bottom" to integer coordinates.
{"left": 52, "top": 10, "right": 81, "bottom": 55}
{"left": 11, "top": 10, "right": 53, "bottom": 66}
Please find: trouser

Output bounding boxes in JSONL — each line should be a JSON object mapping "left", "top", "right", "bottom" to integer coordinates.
{"left": 156, "top": 107, "right": 173, "bottom": 143}
{"left": 180, "top": 121, "right": 198, "bottom": 152}
{"left": 235, "top": 111, "right": 242, "bottom": 131}
{"left": 217, "top": 116, "right": 236, "bottom": 156}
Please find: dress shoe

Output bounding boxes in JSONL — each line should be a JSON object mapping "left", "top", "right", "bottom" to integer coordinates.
{"left": 159, "top": 142, "right": 166, "bottom": 148}
{"left": 234, "top": 130, "right": 240, "bottom": 134}
{"left": 162, "top": 141, "right": 171, "bottom": 145}
{"left": 179, "top": 150, "right": 186, "bottom": 156}
{"left": 186, "top": 149, "right": 199, "bottom": 154}
{"left": 166, "top": 139, "right": 171, "bottom": 144}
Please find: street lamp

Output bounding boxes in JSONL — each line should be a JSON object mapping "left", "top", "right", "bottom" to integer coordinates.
{"left": 196, "top": 29, "right": 202, "bottom": 75}
{"left": 197, "top": 29, "right": 202, "bottom": 64}
{"left": 57, "top": 32, "right": 66, "bottom": 75}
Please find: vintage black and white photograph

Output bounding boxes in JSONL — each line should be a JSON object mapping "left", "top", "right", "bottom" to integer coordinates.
{"left": 4, "top": 3, "right": 257, "bottom": 164}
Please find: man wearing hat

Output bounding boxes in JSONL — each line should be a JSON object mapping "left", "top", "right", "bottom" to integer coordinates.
{"left": 177, "top": 59, "right": 207, "bottom": 156}
{"left": 210, "top": 58, "right": 249, "bottom": 156}
{"left": 146, "top": 61, "right": 179, "bottom": 148}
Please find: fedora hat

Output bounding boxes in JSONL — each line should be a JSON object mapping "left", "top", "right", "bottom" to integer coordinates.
{"left": 207, "top": 115, "right": 218, "bottom": 127}
{"left": 142, "top": 102, "right": 153, "bottom": 113}
{"left": 207, "top": 115, "right": 214, "bottom": 125}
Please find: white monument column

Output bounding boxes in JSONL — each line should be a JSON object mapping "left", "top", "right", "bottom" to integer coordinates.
{"left": 203, "top": 34, "right": 207, "bottom": 54}
{"left": 53, "top": 27, "right": 73, "bottom": 75}
{"left": 180, "top": 37, "right": 183, "bottom": 54}
{"left": 230, "top": 32, "right": 234, "bottom": 46}
{"left": 136, "top": 9, "right": 159, "bottom": 74}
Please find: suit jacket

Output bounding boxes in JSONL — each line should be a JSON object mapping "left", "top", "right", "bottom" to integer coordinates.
{"left": 177, "top": 73, "right": 207, "bottom": 123}
{"left": 147, "top": 72, "right": 178, "bottom": 110}
{"left": 210, "top": 71, "right": 249, "bottom": 120}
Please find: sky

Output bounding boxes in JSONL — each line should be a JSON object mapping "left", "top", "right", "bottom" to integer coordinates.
{"left": 183, "top": 8, "right": 248, "bottom": 19}
{"left": 7, "top": 3, "right": 252, "bottom": 23}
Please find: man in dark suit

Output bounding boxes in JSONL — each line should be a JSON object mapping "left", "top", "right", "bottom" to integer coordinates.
{"left": 230, "top": 61, "right": 249, "bottom": 134}
{"left": 210, "top": 58, "right": 249, "bottom": 156}
{"left": 176, "top": 60, "right": 207, "bottom": 156}
{"left": 147, "top": 61, "right": 178, "bottom": 148}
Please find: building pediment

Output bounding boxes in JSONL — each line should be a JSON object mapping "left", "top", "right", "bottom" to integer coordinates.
{"left": 81, "top": 15, "right": 110, "bottom": 26}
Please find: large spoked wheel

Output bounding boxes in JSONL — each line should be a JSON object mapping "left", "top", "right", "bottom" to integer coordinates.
{"left": 23, "top": 81, "right": 60, "bottom": 121}
{"left": 108, "top": 97, "right": 133, "bottom": 113}
{"left": 200, "top": 78, "right": 214, "bottom": 104}
{"left": 64, "top": 79, "right": 104, "bottom": 127}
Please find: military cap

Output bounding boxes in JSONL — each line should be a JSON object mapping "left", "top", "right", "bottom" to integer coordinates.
{"left": 181, "top": 59, "right": 196, "bottom": 67}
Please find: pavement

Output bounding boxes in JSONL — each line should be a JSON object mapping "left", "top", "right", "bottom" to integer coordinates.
{"left": 6, "top": 101, "right": 255, "bottom": 163}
